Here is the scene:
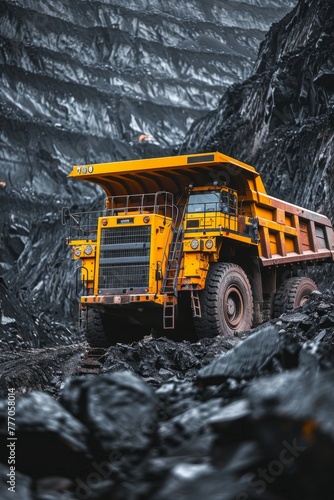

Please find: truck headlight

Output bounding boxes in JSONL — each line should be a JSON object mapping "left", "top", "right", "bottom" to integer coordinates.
{"left": 84, "top": 245, "right": 93, "bottom": 255}
{"left": 190, "top": 239, "right": 199, "bottom": 249}
{"left": 205, "top": 239, "right": 214, "bottom": 249}
{"left": 74, "top": 247, "right": 81, "bottom": 256}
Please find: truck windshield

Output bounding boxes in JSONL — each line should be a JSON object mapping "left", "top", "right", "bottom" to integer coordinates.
{"left": 187, "top": 191, "right": 220, "bottom": 213}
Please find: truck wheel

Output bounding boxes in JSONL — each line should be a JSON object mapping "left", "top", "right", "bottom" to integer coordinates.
{"left": 274, "top": 277, "right": 317, "bottom": 317}
{"left": 84, "top": 308, "right": 113, "bottom": 348}
{"left": 83, "top": 308, "right": 151, "bottom": 346}
{"left": 194, "top": 263, "right": 253, "bottom": 339}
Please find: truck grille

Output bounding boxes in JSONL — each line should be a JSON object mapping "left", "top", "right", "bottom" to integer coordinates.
{"left": 98, "top": 226, "right": 151, "bottom": 292}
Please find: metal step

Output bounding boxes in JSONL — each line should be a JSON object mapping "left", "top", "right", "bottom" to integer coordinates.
{"left": 163, "top": 299, "right": 176, "bottom": 329}
{"left": 191, "top": 289, "right": 202, "bottom": 318}
{"left": 76, "top": 347, "right": 107, "bottom": 375}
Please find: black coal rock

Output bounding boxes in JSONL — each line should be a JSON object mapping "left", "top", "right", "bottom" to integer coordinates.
{"left": 0, "top": 391, "right": 91, "bottom": 479}
{"left": 60, "top": 371, "right": 158, "bottom": 459}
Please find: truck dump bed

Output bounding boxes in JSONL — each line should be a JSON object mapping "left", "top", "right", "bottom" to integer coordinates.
{"left": 69, "top": 151, "right": 334, "bottom": 267}
{"left": 255, "top": 193, "right": 334, "bottom": 266}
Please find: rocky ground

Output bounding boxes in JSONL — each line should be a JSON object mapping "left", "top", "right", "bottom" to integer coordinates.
{"left": 0, "top": 290, "right": 334, "bottom": 499}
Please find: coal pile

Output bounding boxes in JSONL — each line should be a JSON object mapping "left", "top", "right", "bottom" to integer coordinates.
{"left": 0, "top": 290, "right": 333, "bottom": 499}
{"left": 100, "top": 334, "right": 235, "bottom": 386}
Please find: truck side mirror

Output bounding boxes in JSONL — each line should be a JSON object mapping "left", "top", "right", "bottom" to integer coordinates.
{"left": 61, "top": 207, "right": 70, "bottom": 225}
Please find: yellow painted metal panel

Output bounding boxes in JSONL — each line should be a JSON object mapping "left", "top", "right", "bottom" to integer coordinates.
{"left": 68, "top": 151, "right": 267, "bottom": 199}
{"left": 269, "top": 230, "right": 278, "bottom": 255}
{"left": 285, "top": 237, "right": 296, "bottom": 253}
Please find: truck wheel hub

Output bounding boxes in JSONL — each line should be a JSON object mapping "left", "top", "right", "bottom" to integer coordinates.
{"left": 225, "top": 287, "right": 243, "bottom": 328}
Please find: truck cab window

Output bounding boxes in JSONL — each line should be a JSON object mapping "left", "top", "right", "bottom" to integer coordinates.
{"left": 187, "top": 191, "right": 220, "bottom": 213}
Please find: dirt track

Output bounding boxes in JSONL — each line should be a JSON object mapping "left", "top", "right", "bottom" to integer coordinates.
{"left": 0, "top": 344, "right": 84, "bottom": 398}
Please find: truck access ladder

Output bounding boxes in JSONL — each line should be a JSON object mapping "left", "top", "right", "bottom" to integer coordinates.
{"left": 161, "top": 238, "right": 183, "bottom": 294}
{"left": 161, "top": 225, "right": 184, "bottom": 329}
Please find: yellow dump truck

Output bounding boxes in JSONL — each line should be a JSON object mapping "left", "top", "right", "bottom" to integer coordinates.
{"left": 63, "top": 152, "right": 334, "bottom": 345}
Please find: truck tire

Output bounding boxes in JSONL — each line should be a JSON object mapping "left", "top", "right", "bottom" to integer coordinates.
{"left": 274, "top": 277, "right": 318, "bottom": 317}
{"left": 194, "top": 263, "right": 253, "bottom": 339}
{"left": 83, "top": 308, "right": 152, "bottom": 346}
{"left": 84, "top": 308, "right": 113, "bottom": 348}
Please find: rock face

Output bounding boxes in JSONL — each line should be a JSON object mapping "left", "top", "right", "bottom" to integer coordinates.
{"left": 181, "top": 0, "right": 334, "bottom": 227}
{"left": 0, "top": 0, "right": 295, "bottom": 183}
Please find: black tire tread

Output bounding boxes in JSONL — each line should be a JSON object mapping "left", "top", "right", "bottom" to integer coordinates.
{"left": 194, "top": 262, "right": 253, "bottom": 339}
{"left": 274, "top": 277, "right": 317, "bottom": 318}
{"left": 85, "top": 308, "right": 112, "bottom": 348}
